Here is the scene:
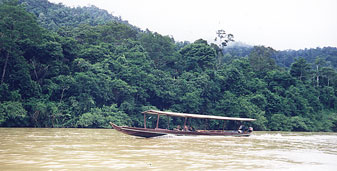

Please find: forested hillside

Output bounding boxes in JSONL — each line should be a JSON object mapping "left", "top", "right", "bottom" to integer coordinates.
{"left": 1, "top": 0, "right": 337, "bottom": 131}
{"left": 222, "top": 45, "right": 337, "bottom": 69}
{"left": 17, "top": 0, "right": 132, "bottom": 30}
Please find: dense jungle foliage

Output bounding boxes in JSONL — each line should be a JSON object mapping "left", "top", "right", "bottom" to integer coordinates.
{"left": 1, "top": 0, "right": 337, "bottom": 131}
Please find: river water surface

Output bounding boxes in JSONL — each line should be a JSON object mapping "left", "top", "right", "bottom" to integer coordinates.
{"left": 0, "top": 128, "right": 337, "bottom": 170}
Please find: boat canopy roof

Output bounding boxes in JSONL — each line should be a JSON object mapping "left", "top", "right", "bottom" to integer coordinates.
{"left": 142, "top": 110, "right": 256, "bottom": 122}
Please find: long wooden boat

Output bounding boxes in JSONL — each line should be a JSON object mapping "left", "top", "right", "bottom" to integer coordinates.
{"left": 110, "top": 110, "right": 256, "bottom": 138}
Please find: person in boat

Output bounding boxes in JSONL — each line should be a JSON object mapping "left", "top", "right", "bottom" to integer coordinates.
{"left": 248, "top": 127, "right": 253, "bottom": 133}
{"left": 174, "top": 125, "right": 182, "bottom": 131}
{"left": 188, "top": 126, "right": 195, "bottom": 132}
{"left": 184, "top": 125, "right": 189, "bottom": 131}
{"left": 238, "top": 124, "right": 246, "bottom": 133}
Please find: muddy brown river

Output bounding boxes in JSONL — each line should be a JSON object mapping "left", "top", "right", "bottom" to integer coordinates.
{"left": 0, "top": 128, "right": 336, "bottom": 170}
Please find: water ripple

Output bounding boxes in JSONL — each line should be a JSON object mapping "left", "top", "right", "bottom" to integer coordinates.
{"left": 0, "top": 128, "right": 337, "bottom": 170}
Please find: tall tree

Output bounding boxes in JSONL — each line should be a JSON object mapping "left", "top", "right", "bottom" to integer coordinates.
{"left": 179, "top": 40, "right": 216, "bottom": 72}
{"left": 290, "top": 58, "right": 311, "bottom": 82}
{"left": 0, "top": 0, "right": 42, "bottom": 84}
{"left": 139, "top": 31, "right": 178, "bottom": 70}
{"left": 321, "top": 67, "right": 336, "bottom": 87}
{"left": 314, "top": 57, "right": 326, "bottom": 87}
{"left": 248, "top": 46, "right": 277, "bottom": 77}
{"left": 214, "top": 29, "right": 234, "bottom": 48}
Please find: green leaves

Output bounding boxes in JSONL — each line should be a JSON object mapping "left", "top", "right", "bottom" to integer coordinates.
{"left": 290, "top": 58, "right": 311, "bottom": 82}
{"left": 77, "top": 104, "right": 131, "bottom": 128}
{"left": 269, "top": 114, "right": 292, "bottom": 131}
{"left": 0, "top": 101, "right": 27, "bottom": 127}
{"left": 0, "top": 0, "right": 42, "bottom": 44}
{"left": 139, "top": 31, "right": 178, "bottom": 70}
{"left": 179, "top": 40, "right": 217, "bottom": 72}
{"left": 248, "top": 46, "right": 277, "bottom": 77}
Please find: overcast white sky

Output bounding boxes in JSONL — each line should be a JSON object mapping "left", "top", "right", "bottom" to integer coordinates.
{"left": 49, "top": 0, "right": 337, "bottom": 50}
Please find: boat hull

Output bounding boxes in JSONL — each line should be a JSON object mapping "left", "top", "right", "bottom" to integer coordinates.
{"left": 110, "top": 122, "right": 166, "bottom": 138}
{"left": 110, "top": 122, "right": 251, "bottom": 138}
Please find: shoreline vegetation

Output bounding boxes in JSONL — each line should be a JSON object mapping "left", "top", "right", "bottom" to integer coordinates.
{"left": 1, "top": 0, "right": 337, "bottom": 132}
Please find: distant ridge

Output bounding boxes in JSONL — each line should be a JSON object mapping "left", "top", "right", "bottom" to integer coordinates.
{"left": 6, "top": 0, "right": 337, "bottom": 69}
{"left": 221, "top": 45, "right": 337, "bottom": 68}
{"left": 16, "top": 0, "right": 136, "bottom": 31}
